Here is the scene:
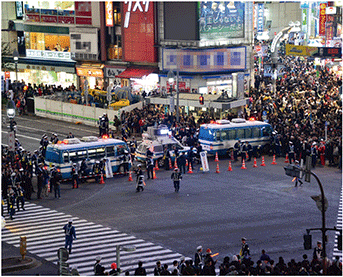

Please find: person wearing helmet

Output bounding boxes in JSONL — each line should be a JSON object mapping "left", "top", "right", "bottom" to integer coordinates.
{"left": 71, "top": 163, "right": 79, "bottom": 189}
{"left": 92, "top": 161, "right": 101, "bottom": 183}
{"left": 63, "top": 219, "right": 76, "bottom": 254}
{"left": 136, "top": 164, "right": 145, "bottom": 192}
{"left": 171, "top": 168, "right": 182, "bottom": 193}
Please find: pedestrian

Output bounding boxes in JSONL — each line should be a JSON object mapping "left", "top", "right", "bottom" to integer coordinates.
{"left": 194, "top": 245, "right": 204, "bottom": 273}
{"left": 15, "top": 183, "right": 25, "bottom": 211}
{"left": 36, "top": 163, "right": 44, "bottom": 199}
{"left": 233, "top": 140, "right": 241, "bottom": 162}
{"left": 71, "top": 163, "right": 79, "bottom": 189}
{"left": 294, "top": 160, "right": 303, "bottom": 187}
{"left": 178, "top": 153, "right": 186, "bottom": 174}
{"left": 109, "top": 262, "right": 119, "bottom": 276}
{"left": 94, "top": 256, "right": 107, "bottom": 275}
{"left": 51, "top": 166, "right": 62, "bottom": 198}
{"left": 161, "top": 264, "right": 170, "bottom": 275}
{"left": 136, "top": 164, "right": 145, "bottom": 192}
{"left": 63, "top": 219, "right": 76, "bottom": 254}
{"left": 134, "top": 261, "right": 146, "bottom": 276}
{"left": 239, "top": 237, "right": 250, "bottom": 264}
{"left": 171, "top": 168, "right": 182, "bottom": 193}
{"left": 8, "top": 191, "right": 16, "bottom": 220}
{"left": 154, "top": 261, "right": 163, "bottom": 276}
{"left": 313, "top": 241, "right": 323, "bottom": 261}
{"left": 93, "top": 161, "right": 101, "bottom": 183}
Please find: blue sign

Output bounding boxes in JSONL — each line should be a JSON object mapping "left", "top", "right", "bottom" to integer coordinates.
{"left": 257, "top": 3, "right": 264, "bottom": 33}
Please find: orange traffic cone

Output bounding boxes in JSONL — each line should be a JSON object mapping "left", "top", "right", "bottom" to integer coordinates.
{"left": 174, "top": 158, "right": 178, "bottom": 169}
{"left": 169, "top": 158, "right": 173, "bottom": 170}
{"left": 253, "top": 157, "right": 258, "bottom": 168}
{"left": 227, "top": 161, "right": 232, "bottom": 171}
{"left": 185, "top": 159, "right": 188, "bottom": 167}
{"left": 215, "top": 152, "right": 219, "bottom": 162}
{"left": 284, "top": 153, "right": 289, "bottom": 163}
{"left": 246, "top": 152, "right": 249, "bottom": 160}
{"left": 153, "top": 168, "right": 156, "bottom": 179}
{"left": 155, "top": 160, "right": 159, "bottom": 170}
{"left": 73, "top": 179, "right": 77, "bottom": 189}
{"left": 261, "top": 156, "right": 266, "bottom": 166}
{"left": 271, "top": 155, "right": 277, "bottom": 165}
{"left": 47, "top": 180, "right": 51, "bottom": 193}
{"left": 187, "top": 162, "right": 194, "bottom": 174}
{"left": 216, "top": 162, "right": 220, "bottom": 173}
{"left": 241, "top": 159, "right": 247, "bottom": 169}
{"left": 128, "top": 171, "right": 133, "bottom": 181}
{"left": 99, "top": 173, "right": 105, "bottom": 184}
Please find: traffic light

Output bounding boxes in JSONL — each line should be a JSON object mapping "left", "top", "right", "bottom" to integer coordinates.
{"left": 337, "top": 234, "right": 342, "bottom": 251}
{"left": 303, "top": 234, "right": 312, "bottom": 250}
{"left": 199, "top": 96, "right": 204, "bottom": 105}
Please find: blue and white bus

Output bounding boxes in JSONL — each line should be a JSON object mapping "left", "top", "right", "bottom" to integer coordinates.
{"left": 45, "top": 136, "right": 130, "bottom": 179}
{"left": 198, "top": 118, "right": 273, "bottom": 156}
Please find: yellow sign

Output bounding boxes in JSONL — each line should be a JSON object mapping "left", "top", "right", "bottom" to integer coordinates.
{"left": 76, "top": 68, "right": 104, "bottom": 78}
{"left": 285, "top": 44, "right": 318, "bottom": 57}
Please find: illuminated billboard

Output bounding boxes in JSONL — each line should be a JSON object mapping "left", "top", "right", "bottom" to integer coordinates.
{"left": 198, "top": 1, "right": 245, "bottom": 41}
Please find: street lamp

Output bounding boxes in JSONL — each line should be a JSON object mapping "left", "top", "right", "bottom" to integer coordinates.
{"left": 167, "top": 69, "right": 180, "bottom": 123}
{"left": 116, "top": 245, "right": 136, "bottom": 273}
{"left": 13, "top": 50, "right": 19, "bottom": 95}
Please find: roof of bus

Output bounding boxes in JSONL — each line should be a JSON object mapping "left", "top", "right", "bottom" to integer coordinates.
{"left": 200, "top": 120, "right": 271, "bottom": 130}
{"left": 46, "top": 138, "right": 127, "bottom": 151}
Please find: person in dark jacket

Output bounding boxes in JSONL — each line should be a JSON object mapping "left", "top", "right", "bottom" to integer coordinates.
{"left": 171, "top": 168, "right": 182, "bottom": 192}
{"left": 134, "top": 261, "right": 146, "bottom": 276}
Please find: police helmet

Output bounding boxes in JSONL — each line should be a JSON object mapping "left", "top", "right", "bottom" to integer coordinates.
{"left": 124, "top": 150, "right": 129, "bottom": 154}
{"left": 137, "top": 164, "right": 142, "bottom": 167}
{"left": 96, "top": 161, "right": 100, "bottom": 164}
{"left": 73, "top": 163, "right": 77, "bottom": 166}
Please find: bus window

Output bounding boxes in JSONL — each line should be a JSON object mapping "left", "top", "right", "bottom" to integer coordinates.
{"left": 228, "top": 129, "right": 236, "bottom": 140}
{"left": 63, "top": 151, "right": 69, "bottom": 163}
{"left": 77, "top": 150, "right": 87, "bottom": 161}
{"left": 116, "top": 144, "right": 125, "bottom": 156}
{"left": 245, "top": 128, "right": 252, "bottom": 139}
{"left": 69, "top": 151, "right": 78, "bottom": 162}
{"left": 236, "top": 128, "right": 245, "bottom": 139}
{"left": 262, "top": 126, "right": 272, "bottom": 137}
{"left": 88, "top": 148, "right": 98, "bottom": 159}
{"left": 97, "top": 147, "right": 106, "bottom": 159}
{"left": 220, "top": 130, "right": 228, "bottom": 141}
{"left": 215, "top": 131, "right": 220, "bottom": 141}
{"left": 106, "top": 146, "right": 115, "bottom": 157}
{"left": 199, "top": 128, "right": 217, "bottom": 141}
{"left": 252, "top": 127, "right": 261, "bottom": 138}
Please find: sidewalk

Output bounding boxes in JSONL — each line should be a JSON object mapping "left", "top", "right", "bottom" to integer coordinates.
{"left": 1, "top": 241, "right": 59, "bottom": 275}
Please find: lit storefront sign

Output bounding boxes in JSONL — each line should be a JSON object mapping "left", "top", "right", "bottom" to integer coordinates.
{"left": 199, "top": 1, "right": 245, "bottom": 40}
{"left": 104, "top": 67, "right": 126, "bottom": 78}
{"left": 162, "top": 47, "right": 246, "bottom": 73}
{"left": 70, "top": 28, "right": 99, "bottom": 58}
{"left": 105, "top": 1, "right": 114, "bottom": 27}
{"left": 326, "top": 6, "right": 337, "bottom": 15}
{"left": 76, "top": 68, "right": 104, "bottom": 78}
{"left": 257, "top": 3, "right": 264, "bottom": 34}
{"left": 319, "top": 3, "right": 327, "bottom": 36}
{"left": 123, "top": 1, "right": 150, "bottom": 28}
{"left": 26, "top": 49, "right": 72, "bottom": 60}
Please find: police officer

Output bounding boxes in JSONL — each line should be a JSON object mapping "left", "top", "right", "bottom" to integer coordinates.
{"left": 71, "top": 163, "right": 79, "bottom": 189}
{"left": 136, "top": 164, "right": 145, "bottom": 192}
{"left": 240, "top": 237, "right": 250, "bottom": 262}
{"left": 233, "top": 140, "right": 241, "bottom": 162}
{"left": 94, "top": 256, "right": 106, "bottom": 275}
{"left": 8, "top": 190, "right": 16, "bottom": 220}
{"left": 92, "top": 161, "right": 101, "bottom": 183}
{"left": 311, "top": 142, "right": 318, "bottom": 169}
{"left": 36, "top": 163, "right": 44, "bottom": 199}
{"left": 63, "top": 219, "right": 76, "bottom": 254}
{"left": 146, "top": 155, "right": 154, "bottom": 179}
{"left": 80, "top": 159, "right": 88, "bottom": 179}
{"left": 122, "top": 150, "right": 130, "bottom": 175}
{"left": 246, "top": 141, "right": 252, "bottom": 161}
{"left": 15, "top": 183, "right": 25, "bottom": 211}
{"left": 171, "top": 168, "right": 182, "bottom": 193}
{"left": 178, "top": 152, "right": 186, "bottom": 174}
{"left": 50, "top": 166, "right": 62, "bottom": 198}
{"left": 313, "top": 241, "right": 323, "bottom": 261}
{"left": 241, "top": 142, "right": 248, "bottom": 163}
{"left": 194, "top": 245, "right": 204, "bottom": 273}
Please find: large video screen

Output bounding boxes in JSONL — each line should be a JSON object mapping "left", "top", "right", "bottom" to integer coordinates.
{"left": 198, "top": 1, "right": 245, "bottom": 41}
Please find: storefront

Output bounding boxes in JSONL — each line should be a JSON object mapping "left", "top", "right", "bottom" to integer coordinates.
{"left": 76, "top": 64, "right": 105, "bottom": 91}
{"left": 103, "top": 66, "right": 126, "bottom": 88}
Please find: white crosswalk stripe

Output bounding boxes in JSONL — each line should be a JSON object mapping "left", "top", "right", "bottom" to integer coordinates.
{"left": 333, "top": 187, "right": 343, "bottom": 261}
{"left": 2, "top": 202, "right": 186, "bottom": 275}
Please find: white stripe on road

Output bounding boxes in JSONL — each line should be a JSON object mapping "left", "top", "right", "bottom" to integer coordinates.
{"left": 1, "top": 130, "right": 41, "bottom": 141}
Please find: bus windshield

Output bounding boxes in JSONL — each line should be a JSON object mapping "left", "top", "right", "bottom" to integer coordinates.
{"left": 199, "top": 127, "right": 217, "bottom": 142}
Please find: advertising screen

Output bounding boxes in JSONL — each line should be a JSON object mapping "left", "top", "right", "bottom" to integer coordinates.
{"left": 198, "top": 1, "right": 245, "bottom": 41}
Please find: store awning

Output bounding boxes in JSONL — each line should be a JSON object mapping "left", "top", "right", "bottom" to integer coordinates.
{"left": 116, "top": 67, "right": 157, "bottom": 79}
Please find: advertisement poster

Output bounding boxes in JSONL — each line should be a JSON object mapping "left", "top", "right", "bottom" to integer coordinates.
{"left": 200, "top": 151, "right": 210, "bottom": 172}
{"left": 199, "top": 1, "right": 245, "bottom": 40}
{"left": 319, "top": 3, "right": 327, "bottom": 36}
{"left": 257, "top": 3, "right": 264, "bottom": 33}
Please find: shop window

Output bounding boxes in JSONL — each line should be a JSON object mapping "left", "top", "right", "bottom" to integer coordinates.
{"left": 200, "top": 55, "right": 208, "bottom": 66}
{"left": 183, "top": 55, "right": 191, "bottom": 67}
{"left": 216, "top": 53, "right": 224, "bottom": 66}
{"left": 114, "top": 6, "right": 121, "bottom": 25}
{"left": 231, "top": 52, "right": 241, "bottom": 66}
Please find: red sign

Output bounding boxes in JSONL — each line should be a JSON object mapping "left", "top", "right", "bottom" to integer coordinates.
{"left": 76, "top": 17, "right": 92, "bottom": 25}
{"left": 41, "top": 15, "right": 58, "bottom": 23}
{"left": 5, "top": 72, "right": 10, "bottom": 79}
{"left": 58, "top": 16, "right": 75, "bottom": 24}
{"left": 105, "top": 1, "right": 113, "bottom": 27}
{"left": 122, "top": 1, "right": 157, "bottom": 63}
{"left": 75, "top": 1, "right": 92, "bottom": 16}
{"left": 319, "top": 3, "right": 327, "bottom": 36}
{"left": 26, "top": 14, "right": 40, "bottom": 22}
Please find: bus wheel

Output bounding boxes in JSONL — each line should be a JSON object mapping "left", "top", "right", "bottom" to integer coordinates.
{"left": 158, "top": 159, "right": 164, "bottom": 168}
{"left": 118, "top": 165, "right": 125, "bottom": 175}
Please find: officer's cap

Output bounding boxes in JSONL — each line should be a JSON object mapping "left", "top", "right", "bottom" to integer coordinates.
{"left": 317, "top": 241, "right": 322, "bottom": 244}
{"left": 68, "top": 219, "right": 73, "bottom": 223}
{"left": 96, "top": 256, "right": 102, "bottom": 261}
{"left": 137, "top": 164, "right": 142, "bottom": 167}
{"left": 19, "top": 168, "right": 24, "bottom": 171}
{"left": 197, "top": 245, "right": 202, "bottom": 250}
{"left": 96, "top": 161, "right": 100, "bottom": 164}
{"left": 241, "top": 237, "right": 247, "bottom": 241}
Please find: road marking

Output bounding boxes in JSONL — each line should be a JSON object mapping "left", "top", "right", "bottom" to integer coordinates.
{"left": 333, "top": 186, "right": 343, "bottom": 261}
{"left": 2, "top": 201, "right": 186, "bottom": 275}
{"left": 1, "top": 131, "right": 41, "bottom": 141}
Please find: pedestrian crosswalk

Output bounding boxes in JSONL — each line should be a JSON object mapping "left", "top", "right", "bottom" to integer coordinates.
{"left": 333, "top": 186, "right": 342, "bottom": 261}
{"left": 2, "top": 202, "right": 186, "bottom": 275}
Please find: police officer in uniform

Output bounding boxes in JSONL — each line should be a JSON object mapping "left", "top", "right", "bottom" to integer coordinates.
{"left": 240, "top": 237, "right": 250, "bottom": 263}
{"left": 71, "top": 163, "right": 79, "bottom": 189}
{"left": 36, "top": 163, "right": 44, "bottom": 199}
{"left": 63, "top": 219, "right": 76, "bottom": 254}
{"left": 233, "top": 140, "right": 241, "bottom": 162}
{"left": 15, "top": 183, "right": 25, "bottom": 211}
{"left": 313, "top": 241, "right": 323, "bottom": 261}
{"left": 194, "top": 245, "right": 204, "bottom": 274}
{"left": 122, "top": 150, "right": 130, "bottom": 175}
{"left": 246, "top": 141, "right": 252, "bottom": 161}
{"left": 136, "top": 164, "right": 145, "bottom": 192}
{"left": 171, "top": 168, "right": 182, "bottom": 193}
{"left": 146, "top": 155, "right": 154, "bottom": 179}
{"left": 8, "top": 190, "right": 16, "bottom": 220}
{"left": 288, "top": 141, "right": 295, "bottom": 164}
{"left": 94, "top": 256, "right": 106, "bottom": 275}
{"left": 92, "top": 161, "right": 101, "bottom": 183}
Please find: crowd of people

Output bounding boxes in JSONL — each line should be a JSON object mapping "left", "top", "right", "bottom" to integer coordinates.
{"left": 91, "top": 239, "right": 342, "bottom": 276}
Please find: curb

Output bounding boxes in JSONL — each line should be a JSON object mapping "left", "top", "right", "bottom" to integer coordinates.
{"left": 1, "top": 256, "right": 41, "bottom": 273}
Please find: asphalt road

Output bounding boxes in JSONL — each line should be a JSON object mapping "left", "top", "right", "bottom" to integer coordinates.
{"left": 2, "top": 113, "right": 342, "bottom": 266}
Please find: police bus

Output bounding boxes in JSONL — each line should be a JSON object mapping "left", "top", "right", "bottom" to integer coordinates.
{"left": 45, "top": 136, "right": 130, "bottom": 179}
{"left": 198, "top": 118, "right": 273, "bottom": 156}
